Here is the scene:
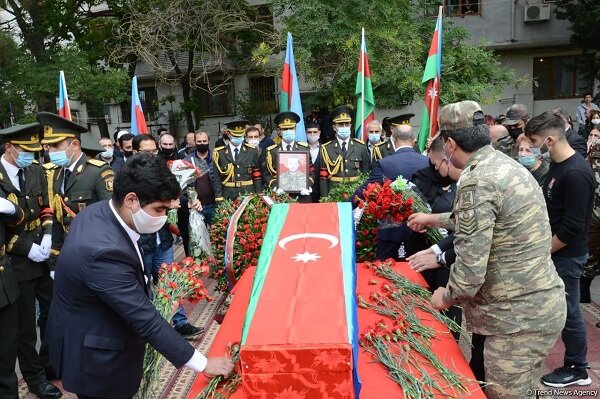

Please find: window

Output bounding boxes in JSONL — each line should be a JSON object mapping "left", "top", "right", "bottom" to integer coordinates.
{"left": 119, "top": 86, "right": 159, "bottom": 123}
{"left": 533, "top": 56, "right": 592, "bottom": 100}
{"left": 193, "top": 81, "right": 235, "bottom": 117}
{"left": 86, "top": 103, "right": 112, "bottom": 125}
{"left": 425, "top": 0, "right": 481, "bottom": 17}
{"left": 249, "top": 76, "right": 277, "bottom": 114}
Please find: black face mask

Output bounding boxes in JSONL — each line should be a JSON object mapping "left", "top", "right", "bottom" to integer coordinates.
{"left": 160, "top": 147, "right": 176, "bottom": 159}
{"left": 123, "top": 150, "right": 133, "bottom": 157}
{"left": 508, "top": 126, "right": 523, "bottom": 140}
{"left": 196, "top": 144, "right": 209, "bottom": 154}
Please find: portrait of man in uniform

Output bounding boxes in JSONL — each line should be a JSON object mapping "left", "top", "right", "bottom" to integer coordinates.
{"left": 277, "top": 152, "right": 309, "bottom": 193}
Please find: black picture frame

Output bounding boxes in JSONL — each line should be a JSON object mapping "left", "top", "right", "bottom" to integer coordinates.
{"left": 277, "top": 151, "right": 310, "bottom": 193}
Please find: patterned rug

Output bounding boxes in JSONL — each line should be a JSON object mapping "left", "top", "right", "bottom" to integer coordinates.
{"left": 18, "top": 244, "right": 226, "bottom": 399}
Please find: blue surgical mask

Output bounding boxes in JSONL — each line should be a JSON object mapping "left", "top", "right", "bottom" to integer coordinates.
{"left": 100, "top": 148, "right": 114, "bottom": 159}
{"left": 337, "top": 126, "right": 351, "bottom": 140}
{"left": 49, "top": 142, "right": 74, "bottom": 167}
{"left": 282, "top": 130, "right": 296, "bottom": 143}
{"left": 11, "top": 149, "right": 35, "bottom": 168}
{"left": 368, "top": 133, "right": 381, "bottom": 144}
{"left": 229, "top": 136, "right": 244, "bottom": 147}
{"left": 518, "top": 155, "right": 537, "bottom": 169}
{"left": 535, "top": 137, "right": 550, "bottom": 159}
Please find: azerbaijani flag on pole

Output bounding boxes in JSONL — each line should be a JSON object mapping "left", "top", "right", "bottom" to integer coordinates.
{"left": 58, "top": 71, "right": 72, "bottom": 121}
{"left": 417, "top": 6, "right": 443, "bottom": 152}
{"left": 354, "top": 28, "right": 375, "bottom": 142}
{"left": 130, "top": 75, "right": 149, "bottom": 135}
{"left": 279, "top": 32, "right": 306, "bottom": 142}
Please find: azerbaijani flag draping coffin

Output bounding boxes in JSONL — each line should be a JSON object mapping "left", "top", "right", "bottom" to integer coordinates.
{"left": 240, "top": 203, "right": 361, "bottom": 398}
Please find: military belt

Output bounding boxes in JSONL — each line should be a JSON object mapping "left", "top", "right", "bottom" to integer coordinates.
{"left": 224, "top": 180, "right": 253, "bottom": 188}
{"left": 330, "top": 176, "right": 360, "bottom": 182}
{"left": 24, "top": 219, "right": 41, "bottom": 232}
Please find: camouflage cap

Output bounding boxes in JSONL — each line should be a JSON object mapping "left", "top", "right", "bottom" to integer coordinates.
{"left": 438, "top": 101, "right": 484, "bottom": 132}
{"left": 503, "top": 104, "right": 530, "bottom": 126}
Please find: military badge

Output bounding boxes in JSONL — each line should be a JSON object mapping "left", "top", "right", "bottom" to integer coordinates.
{"left": 77, "top": 164, "right": 84, "bottom": 173}
{"left": 106, "top": 177, "right": 114, "bottom": 192}
{"left": 457, "top": 209, "right": 477, "bottom": 235}
{"left": 78, "top": 202, "right": 86, "bottom": 211}
{"left": 459, "top": 187, "right": 475, "bottom": 208}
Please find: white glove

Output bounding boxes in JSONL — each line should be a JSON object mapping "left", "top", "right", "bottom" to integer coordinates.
{"left": 275, "top": 187, "right": 285, "bottom": 195}
{"left": 28, "top": 243, "right": 49, "bottom": 263}
{"left": 50, "top": 271, "right": 55, "bottom": 280}
{"left": 40, "top": 234, "right": 52, "bottom": 253}
{"left": 0, "top": 198, "right": 15, "bottom": 215}
{"left": 300, "top": 187, "right": 313, "bottom": 196}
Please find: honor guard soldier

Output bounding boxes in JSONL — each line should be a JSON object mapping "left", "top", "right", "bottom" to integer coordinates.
{"left": 0, "top": 179, "right": 25, "bottom": 399}
{"left": 372, "top": 113, "right": 415, "bottom": 161}
{"left": 262, "top": 112, "right": 313, "bottom": 201}
{"left": 0, "top": 123, "right": 62, "bottom": 398}
{"left": 213, "top": 120, "right": 263, "bottom": 201}
{"left": 38, "top": 112, "right": 114, "bottom": 270}
{"left": 320, "top": 106, "right": 371, "bottom": 196}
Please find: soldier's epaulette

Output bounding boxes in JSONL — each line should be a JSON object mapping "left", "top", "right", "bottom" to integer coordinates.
{"left": 266, "top": 143, "right": 278, "bottom": 151}
{"left": 87, "top": 159, "right": 107, "bottom": 167}
{"left": 322, "top": 140, "right": 333, "bottom": 147}
{"left": 243, "top": 142, "right": 256, "bottom": 149}
{"left": 373, "top": 141, "right": 389, "bottom": 148}
{"left": 32, "top": 160, "right": 39, "bottom": 164}
{"left": 352, "top": 138, "right": 366, "bottom": 145}
{"left": 296, "top": 142, "right": 308, "bottom": 148}
{"left": 43, "top": 162, "right": 58, "bottom": 170}
{"left": 214, "top": 146, "right": 226, "bottom": 152}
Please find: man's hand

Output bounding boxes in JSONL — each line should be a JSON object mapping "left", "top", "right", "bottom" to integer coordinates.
{"left": 274, "top": 187, "right": 285, "bottom": 195}
{"left": 407, "top": 248, "right": 440, "bottom": 272}
{"left": 0, "top": 197, "right": 15, "bottom": 215}
{"left": 40, "top": 234, "right": 52, "bottom": 253}
{"left": 431, "top": 287, "right": 451, "bottom": 310}
{"left": 203, "top": 357, "right": 235, "bottom": 378}
{"left": 189, "top": 199, "right": 203, "bottom": 212}
{"left": 170, "top": 198, "right": 181, "bottom": 209}
{"left": 171, "top": 300, "right": 180, "bottom": 315}
{"left": 407, "top": 213, "right": 434, "bottom": 232}
{"left": 300, "top": 187, "right": 312, "bottom": 196}
{"left": 28, "top": 243, "right": 49, "bottom": 263}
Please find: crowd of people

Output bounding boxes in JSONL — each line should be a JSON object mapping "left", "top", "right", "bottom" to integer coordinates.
{"left": 0, "top": 96, "right": 598, "bottom": 399}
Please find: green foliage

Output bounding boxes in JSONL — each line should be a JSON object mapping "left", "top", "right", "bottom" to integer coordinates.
{"left": 270, "top": 0, "right": 513, "bottom": 107}
{"left": 554, "top": 0, "right": 600, "bottom": 99}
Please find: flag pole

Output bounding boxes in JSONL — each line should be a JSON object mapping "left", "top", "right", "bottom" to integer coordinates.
{"left": 361, "top": 28, "right": 365, "bottom": 138}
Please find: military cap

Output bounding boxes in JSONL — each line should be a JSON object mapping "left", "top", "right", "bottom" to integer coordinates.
{"left": 0, "top": 122, "right": 43, "bottom": 151}
{"left": 274, "top": 111, "right": 300, "bottom": 129}
{"left": 387, "top": 113, "right": 415, "bottom": 126}
{"left": 503, "top": 104, "right": 530, "bottom": 126}
{"left": 37, "top": 112, "right": 88, "bottom": 144}
{"left": 225, "top": 120, "right": 250, "bottom": 138}
{"left": 330, "top": 106, "right": 353, "bottom": 124}
{"left": 438, "top": 101, "right": 485, "bottom": 132}
{"left": 80, "top": 135, "right": 105, "bottom": 156}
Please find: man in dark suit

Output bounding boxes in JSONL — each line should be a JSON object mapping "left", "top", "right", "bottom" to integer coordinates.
{"left": 306, "top": 122, "right": 322, "bottom": 202}
{"left": 47, "top": 154, "right": 233, "bottom": 399}
{"left": 354, "top": 124, "right": 429, "bottom": 260}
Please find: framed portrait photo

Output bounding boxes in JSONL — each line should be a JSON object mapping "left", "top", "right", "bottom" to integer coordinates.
{"left": 277, "top": 151, "right": 309, "bottom": 193}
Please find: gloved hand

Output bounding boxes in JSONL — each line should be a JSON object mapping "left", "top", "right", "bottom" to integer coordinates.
{"left": 0, "top": 198, "right": 15, "bottom": 215}
{"left": 300, "top": 187, "right": 313, "bottom": 196}
{"left": 28, "top": 243, "right": 49, "bottom": 263}
{"left": 50, "top": 271, "right": 55, "bottom": 280}
{"left": 40, "top": 234, "right": 52, "bottom": 253}
{"left": 275, "top": 187, "right": 285, "bottom": 195}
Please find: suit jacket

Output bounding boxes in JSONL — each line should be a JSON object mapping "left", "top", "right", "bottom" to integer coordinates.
{"left": 437, "top": 234, "right": 456, "bottom": 266}
{"left": 47, "top": 200, "right": 194, "bottom": 398}
{"left": 354, "top": 147, "right": 429, "bottom": 244}
{"left": 310, "top": 145, "right": 322, "bottom": 202}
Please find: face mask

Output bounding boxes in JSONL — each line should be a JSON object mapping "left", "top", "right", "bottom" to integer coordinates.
{"left": 368, "top": 133, "right": 381, "bottom": 144}
{"left": 442, "top": 140, "right": 454, "bottom": 167}
{"left": 518, "top": 155, "right": 537, "bottom": 169}
{"left": 282, "top": 130, "right": 296, "bottom": 143}
{"left": 508, "top": 126, "right": 523, "bottom": 140}
{"left": 535, "top": 137, "right": 550, "bottom": 159}
{"left": 123, "top": 150, "right": 134, "bottom": 158}
{"left": 307, "top": 135, "right": 320, "bottom": 144}
{"left": 337, "top": 126, "right": 351, "bottom": 140}
{"left": 229, "top": 136, "right": 244, "bottom": 147}
{"left": 159, "top": 147, "right": 175, "bottom": 158}
{"left": 196, "top": 143, "right": 209, "bottom": 154}
{"left": 247, "top": 139, "right": 260, "bottom": 146}
{"left": 11, "top": 149, "right": 35, "bottom": 168}
{"left": 100, "top": 148, "right": 114, "bottom": 159}
{"left": 592, "top": 119, "right": 600, "bottom": 125}
{"left": 49, "top": 142, "right": 74, "bottom": 167}
{"left": 132, "top": 200, "right": 167, "bottom": 234}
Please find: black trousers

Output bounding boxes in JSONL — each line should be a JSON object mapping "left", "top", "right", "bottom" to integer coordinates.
{"left": 0, "top": 299, "right": 19, "bottom": 399}
{"left": 35, "top": 271, "right": 54, "bottom": 374}
{"left": 17, "top": 278, "right": 47, "bottom": 386}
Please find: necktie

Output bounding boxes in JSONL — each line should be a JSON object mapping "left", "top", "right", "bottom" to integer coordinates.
{"left": 342, "top": 141, "right": 347, "bottom": 155}
{"left": 286, "top": 145, "right": 292, "bottom": 152}
{"left": 234, "top": 147, "right": 239, "bottom": 162}
{"left": 63, "top": 169, "right": 71, "bottom": 194}
{"left": 17, "top": 169, "right": 25, "bottom": 193}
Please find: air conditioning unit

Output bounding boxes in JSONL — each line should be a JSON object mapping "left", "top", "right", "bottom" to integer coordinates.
{"left": 524, "top": 4, "right": 551, "bottom": 22}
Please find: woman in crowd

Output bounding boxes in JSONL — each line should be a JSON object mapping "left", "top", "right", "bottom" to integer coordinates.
{"left": 516, "top": 136, "right": 549, "bottom": 186}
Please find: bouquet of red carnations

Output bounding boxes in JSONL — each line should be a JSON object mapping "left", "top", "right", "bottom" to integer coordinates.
{"left": 355, "top": 179, "right": 415, "bottom": 227}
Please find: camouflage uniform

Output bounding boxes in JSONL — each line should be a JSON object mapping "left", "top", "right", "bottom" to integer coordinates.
{"left": 492, "top": 134, "right": 515, "bottom": 157}
{"left": 530, "top": 158, "right": 550, "bottom": 187}
{"left": 439, "top": 102, "right": 566, "bottom": 399}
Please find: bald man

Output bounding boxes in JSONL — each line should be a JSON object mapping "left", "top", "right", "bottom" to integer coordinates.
{"left": 490, "top": 125, "right": 514, "bottom": 156}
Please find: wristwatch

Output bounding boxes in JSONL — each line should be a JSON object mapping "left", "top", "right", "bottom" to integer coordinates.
{"left": 435, "top": 253, "right": 446, "bottom": 266}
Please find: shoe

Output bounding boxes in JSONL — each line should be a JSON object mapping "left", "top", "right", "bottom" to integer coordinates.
{"left": 29, "top": 380, "right": 62, "bottom": 399}
{"left": 541, "top": 365, "right": 592, "bottom": 387}
{"left": 175, "top": 323, "right": 205, "bottom": 339}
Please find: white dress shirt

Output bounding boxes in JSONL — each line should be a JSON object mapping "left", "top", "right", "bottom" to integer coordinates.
{"left": 309, "top": 145, "right": 320, "bottom": 164}
{"left": 108, "top": 199, "right": 208, "bottom": 372}
{"left": 1, "top": 155, "right": 21, "bottom": 190}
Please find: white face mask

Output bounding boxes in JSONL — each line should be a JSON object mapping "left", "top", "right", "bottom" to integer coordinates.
{"left": 132, "top": 201, "right": 167, "bottom": 234}
{"left": 592, "top": 118, "right": 600, "bottom": 126}
{"left": 247, "top": 139, "right": 260, "bottom": 146}
{"left": 307, "top": 135, "right": 320, "bottom": 144}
